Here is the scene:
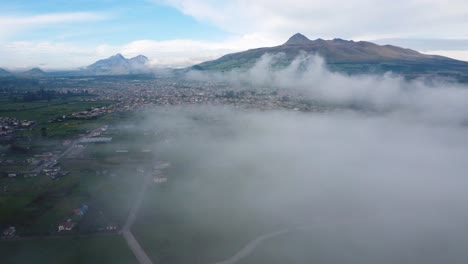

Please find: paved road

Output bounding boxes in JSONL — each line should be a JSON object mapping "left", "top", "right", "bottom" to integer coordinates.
{"left": 213, "top": 229, "right": 290, "bottom": 264}
{"left": 27, "top": 125, "right": 154, "bottom": 264}
{"left": 31, "top": 125, "right": 106, "bottom": 173}
{"left": 121, "top": 169, "right": 154, "bottom": 264}
{"left": 122, "top": 230, "right": 153, "bottom": 264}
{"left": 212, "top": 224, "right": 319, "bottom": 264}
{"left": 32, "top": 140, "right": 78, "bottom": 173}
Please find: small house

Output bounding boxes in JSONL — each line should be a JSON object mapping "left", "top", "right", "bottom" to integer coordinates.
{"left": 58, "top": 219, "right": 75, "bottom": 232}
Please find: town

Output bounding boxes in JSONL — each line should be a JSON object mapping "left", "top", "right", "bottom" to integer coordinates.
{"left": 1, "top": 75, "right": 332, "bottom": 241}
{"left": 0, "top": 74, "right": 350, "bottom": 264}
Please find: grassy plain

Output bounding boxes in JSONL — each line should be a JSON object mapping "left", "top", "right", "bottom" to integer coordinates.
{"left": 0, "top": 235, "right": 137, "bottom": 264}
{"left": 1, "top": 137, "right": 146, "bottom": 235}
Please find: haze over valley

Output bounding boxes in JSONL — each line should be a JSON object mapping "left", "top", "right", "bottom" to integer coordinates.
{"left": 1, "top": 1, "right": 468, "bottom": 264}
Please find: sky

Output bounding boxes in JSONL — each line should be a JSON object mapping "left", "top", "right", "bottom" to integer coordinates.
{"left": 0, "top": 0, "right": 468, "bottom": 69}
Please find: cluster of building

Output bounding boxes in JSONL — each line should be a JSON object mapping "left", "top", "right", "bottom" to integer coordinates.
{"left": 1, "top": 76, "right": 334, "bottom": 239}
{"left": 43, "top": 164, "right": 67, "bottom": 179}
{"left": 58, "top": 204, "right": 88, "bottom": 232}
{"left": 153, "top": 161, "right": 171, "bottom": 184}
{"left": 96, "top": 223, "right": 118, "bottom": 232}
{"left": 0, "top": 117, "right": 34, "bottom": 138}
{"left": 6, "top": 172, "right": 37, "bottom": 178}
{"left": 1, "top": 226, "right": 16, "bottom": 239}
{"left": 79, "top": 137, "right": 112, "bottom": 144}
{"left": 57, "top": 219, "right": 75, "bottom": 232}
{"left": 49, "top": 78, "right": 330, "bottom": 114}
{"left": 62, "top": 106, "right": 115, "bottom": 120}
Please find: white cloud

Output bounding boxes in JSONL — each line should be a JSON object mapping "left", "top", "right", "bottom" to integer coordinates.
{"left": 3, "top": 35, "right": 468, "bottom": 70}
{"left": 2, "top": 1, "right": 468, "bottom": 69}
{"left": 120, "top": 34, "right": 278, "bottom": 67}
{"left": 423, "top": 50, "right": 468, "bottom": 62}
{"left": 0, "top": 12, "right": 108, "bottom": 25}
{"left": 155, "top": 0, "right": 468, "bottom": 40}
{"left": 0, "top": 34, "right": 278, "bottom": 70}
{"left": 0, "top": 12, "right": 110, "bottom": 39}
{"left": 0, "top": 41, "right": 120, "bottom": 70}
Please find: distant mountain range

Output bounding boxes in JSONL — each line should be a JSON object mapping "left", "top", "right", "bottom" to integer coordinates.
{"left": 1, "top": 34, "right": 468, "bottom": 81}
{"left": 0, "top": 68, "right": 10, "bottom": 76}
{"left": 0, "top": 54, "right": 151, "bottom": 78}
{"left": 19, "top": 67, "right": 47, "bottom": 77}
{"left": 192, "top": 33, "right": 468, "bottom": 81}
{"left": 0, "top": 67, "right": 47, "bottom": 77}
{"left": 84, "top": 53, "right": 150, "bottom": 75}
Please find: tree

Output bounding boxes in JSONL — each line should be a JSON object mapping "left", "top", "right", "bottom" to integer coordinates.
{"left": 40, "top": 127, "right": 48, "bottom": 137}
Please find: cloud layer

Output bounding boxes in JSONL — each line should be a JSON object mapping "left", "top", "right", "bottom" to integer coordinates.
{"left": 187, "top": 53, "right": 468, "bottom": 125}
{"left": 130, "top": 58, "right": 468, "bottom": 262}
{"left": 0, "top": 34, "right": 277, "bottom": 70}
{"left": 1, "top": 1, "right": 468, "bottom": 69}
{"left": 157, "top": 0, "right": 468, "bottom": 40}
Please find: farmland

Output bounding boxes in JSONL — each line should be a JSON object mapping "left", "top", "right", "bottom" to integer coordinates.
{"left": 0, "top": 235, "right": 137, "bottom": 264}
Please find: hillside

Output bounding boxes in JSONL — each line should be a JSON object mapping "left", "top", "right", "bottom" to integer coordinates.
{"left": 0, "top": 68, "right": 11, "bottom": 76}
{"left": 19, "top": 67, "right": 47, "bottom": 77}
{"left": 193, "top": 33, "right": 468, "bottom": 81}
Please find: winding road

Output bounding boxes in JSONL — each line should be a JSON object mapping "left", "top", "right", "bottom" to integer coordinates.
{"left": 213, "top": 228, "right": 291, "bottom": 264}
{"left": 212, "top": 225, "right": 315, "bottom": 264}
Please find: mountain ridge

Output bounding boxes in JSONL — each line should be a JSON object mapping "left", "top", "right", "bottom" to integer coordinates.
{"left": 0, "top": 68, "right": 10, "bottom": 76}
{"left": 19, "top": 67, "right": 47, "bottom": 77}
{"left": 85, "top": 54, "right": 150, "bottom": 75}
{"left": 192, "top": 33, "right": 468, "bottom": 81}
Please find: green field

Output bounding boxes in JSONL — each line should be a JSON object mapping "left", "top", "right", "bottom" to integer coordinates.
{"left": 0, "top": 172, "right": 87, "bottom": 234}
{"left": 25, "top": 113, "right": 120, "bottom": 139}
{"left": 0, "top": 154, "right": 145, "bottom": 236}
{"left": 133, "top": 182, "right": 274, "bottom": 264}
{"left": 0, "top": 96, "right": 116, "bottom": 139}
{"left": 0, "top": 125, "right": 150, "bottom": 235}
{"left": 0, "top": 235, "right": 137, "bottom": 264}
{"left": 131, "top": 152, "right": 283, "bottom": 264}
{"left": 0, "top": 98, "right": 113, "bottom": 122}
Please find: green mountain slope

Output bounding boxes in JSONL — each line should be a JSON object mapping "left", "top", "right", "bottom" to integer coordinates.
{"left": 193, "top": 33, "right": 468, "bottom": 81}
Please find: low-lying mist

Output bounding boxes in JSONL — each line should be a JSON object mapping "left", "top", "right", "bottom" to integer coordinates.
{"left": 188, "top": 53, "right": 468, "bottom": 125}
{"left": 136, "top": 55, "right": 468, "bottom": 263}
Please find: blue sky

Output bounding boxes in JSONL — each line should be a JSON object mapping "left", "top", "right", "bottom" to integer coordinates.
{"left": 1, "top": 0, "right": 468, "bottom": 69}
{"left": 0, "top": 0, "right": 226, "bottom": 44}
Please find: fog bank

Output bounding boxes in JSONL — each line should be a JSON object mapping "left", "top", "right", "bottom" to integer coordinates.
{"left": 187, "top": 53, "right": 468, "bottom": 126}
{"left": 133, "top": 55, "right": 468, "bottom": 263}
{"left": 136, "top": 104, "right": 468, "bottom": 263}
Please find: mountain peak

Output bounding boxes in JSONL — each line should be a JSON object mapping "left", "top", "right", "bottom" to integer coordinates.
{"left": 0, "top": 67, "right": 11, "bottom": 75}
{"left": 86, "top": 53, "right": 150, "bottom": 75}
{"left": 284, "top": 33, "right": 312, "bottom": 45}
{"left": 132, "top": 54, "right": 148, "bottom": 60}
{"left": 21, "top": 67, "right": 46, "bottom": 77}
{"left": 110, "top": 53, "right": 126, "bottom": 60}
{"left": 130, "top": 55, "right": 149, "bottom": 64}
{"left": 26, "top": 67, "right": 45, "bottom": 73}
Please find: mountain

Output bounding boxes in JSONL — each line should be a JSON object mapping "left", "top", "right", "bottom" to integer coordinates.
{"left": 0, "top": 68, "right": 11, "bottom": 76}
{"left": 285, "top": 33, "right": 313, "bottom": 45}
{"left": 85, "top": 54, "right": 150, "bottom": 75}
{"left": 193, "top": 33, "right": 468, "bottom": 81}
{"left": 19, "top": 67, "right": 47, "bottom": 77}
{"left": 129, "top": 55, "right": 149, "bottom": 65}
